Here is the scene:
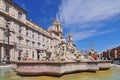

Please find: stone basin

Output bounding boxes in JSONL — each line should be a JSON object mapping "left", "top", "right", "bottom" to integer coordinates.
{"left": 98, "top": 60, "right": 112, "bottom": 70}
{"left": 15, "top": 60, "right": 112, "bottom": 76}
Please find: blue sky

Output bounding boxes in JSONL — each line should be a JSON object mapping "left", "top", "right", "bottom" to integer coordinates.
{"left": 13, "top": 0, "right": 120, "bottom": 53}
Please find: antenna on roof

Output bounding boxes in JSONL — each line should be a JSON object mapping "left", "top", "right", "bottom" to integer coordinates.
{"left": 91, "top": 40, "right": 94, "bottom": 50}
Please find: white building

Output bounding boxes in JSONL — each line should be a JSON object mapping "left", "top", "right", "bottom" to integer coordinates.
{"left": 0, "top": 0, "right": 81, "bottom": 62}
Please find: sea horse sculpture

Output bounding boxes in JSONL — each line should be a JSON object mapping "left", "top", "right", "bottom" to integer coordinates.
{"left": 88, "top": 48, "right": 99, "bottom": 60}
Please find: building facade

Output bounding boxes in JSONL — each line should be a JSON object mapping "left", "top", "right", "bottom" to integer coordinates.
{"left": 0, "top": 0, "right": 81, "bottom": 62}
{"left": 101, "top": 46, "right": 120, "bottom": 60}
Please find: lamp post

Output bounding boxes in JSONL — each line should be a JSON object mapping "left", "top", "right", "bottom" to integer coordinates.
{"left": 4, "top": 22, "right": 11, "bottom": 63}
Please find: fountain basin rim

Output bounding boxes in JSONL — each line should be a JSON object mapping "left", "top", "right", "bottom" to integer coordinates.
{"left": 14, "top": 60, "right": 112, "bottom": 64}
{"left": 15, "top": 60, "right": 112, "bottom": 76}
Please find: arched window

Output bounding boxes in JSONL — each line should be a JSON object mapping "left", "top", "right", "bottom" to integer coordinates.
{"left": 57, "top": 25, "right": 59, "bottom": 32}
{"left": 5, "top": 5, "right": 9, "bottom": 13}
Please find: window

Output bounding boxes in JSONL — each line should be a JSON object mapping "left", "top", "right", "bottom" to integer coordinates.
{"left": 26, "top": 40, "right": 29, "bottom": 46}
{"left": 32, "top": 42, "right": 35, "bottom": 47}
{"left": 19, "top": 25, "right": 22, "bottom": 27}
{"left": 38, "top": 43, "right": 41, "bottom": 47}
{"left": 18, "top": 12, "right": 22, "bottom": 20}
{"left": 18, "top": 25, "right": 22, "bottom": 33}
{"left": 4, "top": 35, "right": 8, "bottom": 42}
{"left": 4, "top": 25, "right": 9, "bottom": 42}
{"left": 5, "top": 19, "right": 10, "bottom": 27}
{"left": 26, "top": 28, "right": 28, "bottom": 30}
{"left": 19, "top": 29, "right": 21, "bottom": 33}
{"left": 38, "top": 34, "right": 40, "bottom": 40}
{"left": 18, "top": 38, "right": 22, "bottom": 44}
{"left": 43, "top": 38, "right": 44, "bottom": 42}
{"left": 18, "top": 51, "right": 21, "bottom": 61}
{"left": 26, "top": 32, "right": 28, "bottom": 36}
{"left": 5, "top": 5, "right": 9, "bottom": 13}
{"left": 47, "top": 39, "right": 48, "bottom": 43}
{"left": 32, "top": 32, "right": 34, "bottom": 38}
{"left": 18, "top": 51, "right": 21, "bottom": 57}
{"left": 32, "top": 51, "right": 34, "bottom": 58}
{"left": 5, "top": 18, "right": 10, "bottom": 22}
{"left": 26, "top": 50, "right": 28, "bottom": 53}
{"left": 5, "top": 25, "right": 9, "bottom": 30}
{"left": 26, "top": 28, "right": 29, "bottom": 36}
{"left": 57, "top": 26, "right": 59, "bottom": 32}
{"left": 51, "top": 46, "right": 52, "bottom": 49}
{"left": 26, "top": 50, "right": 28, "bottom": 57}
{"left": 43, "top": 44, "right": 45, "bottom": 47}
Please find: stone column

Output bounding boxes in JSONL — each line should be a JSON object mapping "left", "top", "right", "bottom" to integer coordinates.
{"left": 12, "top": 47, "right": 15, "bottom": 61}
{"left": 10, "top": 47, "right": 15, "bottom": 61}
{"left": 1, "top": 46, "right": 4, "bottom": 61}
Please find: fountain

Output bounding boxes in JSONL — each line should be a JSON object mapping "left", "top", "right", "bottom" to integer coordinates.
{"left": 15, "top": 35, "right": 111, "bottom": 76}
{"left": 14, "top": 20, "right": 111, "bottom": 76}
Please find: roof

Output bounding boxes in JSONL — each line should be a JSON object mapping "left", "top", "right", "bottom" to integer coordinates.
{"left": 26, "top": 18, "right": 49, "bottom": 33}
{"left": 6, "top": 0, "right": 28, "bottom": 14}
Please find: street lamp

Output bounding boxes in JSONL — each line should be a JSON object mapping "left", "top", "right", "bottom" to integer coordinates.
{"left": 4, "top": 21, "right": 11, "bottom": 63}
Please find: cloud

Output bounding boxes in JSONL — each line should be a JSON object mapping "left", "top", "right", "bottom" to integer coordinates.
{"left": 72, "top": 29, "right": 114, "bottom": 41}
{"left": 56, "top": 0, "right": 120, "bottom": 40}
{"left": 57, "top": 0, "right": 120, "bottom": 26}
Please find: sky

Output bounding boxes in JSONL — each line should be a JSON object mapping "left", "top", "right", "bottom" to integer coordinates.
{"left": 13, "top": 0, "right": 120, "bottom": 53}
